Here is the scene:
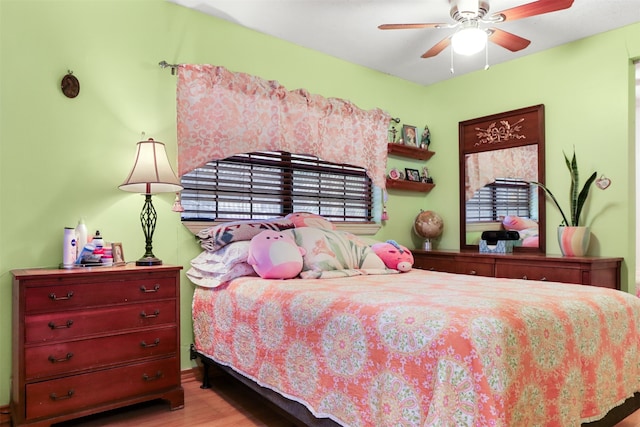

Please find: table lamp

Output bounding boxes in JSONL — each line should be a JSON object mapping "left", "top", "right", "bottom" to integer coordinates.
{"left": 119, "top": 138, "right": 183, "bottom": 266}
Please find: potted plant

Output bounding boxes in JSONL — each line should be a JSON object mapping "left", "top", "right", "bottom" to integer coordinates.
{"left": 532, "top": 149, "right": 597, "bottom": 256}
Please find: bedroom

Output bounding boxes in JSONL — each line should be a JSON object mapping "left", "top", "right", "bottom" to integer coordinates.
{"left": 1, "top": 0, "right": 640, "bottom": 426}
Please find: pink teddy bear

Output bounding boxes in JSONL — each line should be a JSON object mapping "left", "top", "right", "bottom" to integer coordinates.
{"left": 247, "top": 230, "right": 306, "bottom": 279}
{"left": 371, "top": 240, "right": 414, "bottom": 272}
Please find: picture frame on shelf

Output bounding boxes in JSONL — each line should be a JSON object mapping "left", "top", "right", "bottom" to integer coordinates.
{"left": 112, "top": 242, "right": 125, "bottom": 265}
{"left": 405, "top": 168, "right": 420, "bottom": 182}
{"left": 402, "top": 125, "right": 418, "bottom": 147}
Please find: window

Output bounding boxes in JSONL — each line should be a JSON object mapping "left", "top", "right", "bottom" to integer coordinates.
{"left": 466, "top": 178, "right": 535, "bottom": 222}
{"left": 180, "top": 151, "right": 373, "bottom": 223}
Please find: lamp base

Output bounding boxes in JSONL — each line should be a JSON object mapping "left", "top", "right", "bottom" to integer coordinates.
{"left": 136, "top": 256, "right": 163, "bottom": 266}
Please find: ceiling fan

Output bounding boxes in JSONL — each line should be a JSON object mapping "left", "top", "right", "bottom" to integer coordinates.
{"left": 379, "top": 0, "right": 574, "bottom": 58}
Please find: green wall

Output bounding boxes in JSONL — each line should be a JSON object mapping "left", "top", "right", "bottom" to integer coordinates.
{"left": 0, "top": 0, "right": 638, "bottom": 407}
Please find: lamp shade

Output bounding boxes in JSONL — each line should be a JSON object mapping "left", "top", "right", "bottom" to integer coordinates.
{"left": 119, "top": 138, "right": 183, "bottom": 194}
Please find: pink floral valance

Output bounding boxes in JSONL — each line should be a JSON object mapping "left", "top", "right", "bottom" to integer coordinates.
{"left": 176, "top": 64, "right": 391, "bottom": 189}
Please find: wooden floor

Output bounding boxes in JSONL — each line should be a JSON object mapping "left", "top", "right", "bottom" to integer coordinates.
{"left": 47, "top": 370, "right": 640, "bottom": 427}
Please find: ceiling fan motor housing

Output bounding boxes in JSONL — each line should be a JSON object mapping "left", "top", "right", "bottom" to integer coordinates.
{"left": 450, "top": 0, "right": 490, "bottom": 21}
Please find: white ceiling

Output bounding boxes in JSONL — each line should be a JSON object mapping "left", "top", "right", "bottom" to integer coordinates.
{"left": 168, "top": 0, "right": 640, "bottom": 86}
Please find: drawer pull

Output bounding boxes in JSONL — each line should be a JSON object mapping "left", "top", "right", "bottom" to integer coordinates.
{"left": 140, "top": 284, "right": 161, "bottom": 293}
{"left": 48, "top": 320, "right": 74, "bottom": 329}
{"left": 142, "top": 371, "right": 163, "bottom": 382}
{"left": 50, "top": 389, "right": 74, "bottom": 401}
{"left": 141, "top": 338, "right": 161, "bottom": 348}
{"left": 48, "top": 352, "right": 74, "bottom": 363}
{"left": 49, "top": 291, "right": 74, "bottom": 301}
{"left": 140, "top": 309, "right": 160, "bottom": 319}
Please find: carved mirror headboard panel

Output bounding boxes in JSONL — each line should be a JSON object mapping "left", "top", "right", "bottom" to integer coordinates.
{"left": 458, "top": 104, "right": 546, "bottom": 253}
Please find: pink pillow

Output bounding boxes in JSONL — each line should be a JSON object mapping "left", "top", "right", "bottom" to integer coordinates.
{"left": 285, "top": 212, "right": 336, "bottom": 230}
{"left": 502, "top": 215, "right": 538, "bottom": 231}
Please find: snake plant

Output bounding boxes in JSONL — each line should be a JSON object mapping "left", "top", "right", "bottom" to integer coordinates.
{"left": 532, "top": 149, "right": 597, "bottom": 227}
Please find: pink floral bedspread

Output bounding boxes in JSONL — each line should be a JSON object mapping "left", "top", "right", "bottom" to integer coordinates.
{"left": 192, "top": 269, "right": 640, "bottom": 426}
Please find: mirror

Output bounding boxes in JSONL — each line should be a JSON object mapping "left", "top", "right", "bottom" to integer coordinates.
{"left": 458, "top": 104, "right": 546, "bottom": 253}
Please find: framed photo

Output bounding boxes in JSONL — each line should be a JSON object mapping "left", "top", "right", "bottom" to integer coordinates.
{"left": 402, "top": 125, "right": 418, "bottom": 147}
{"left": 405, "top": 168, "right": 420, "bottom": 182}
{"left": 112, "top": 242, "right": 125, "bottom": 265}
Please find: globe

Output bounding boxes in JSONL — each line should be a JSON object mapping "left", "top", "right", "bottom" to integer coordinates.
{"left": 413, "top": 210, "right": 443, "bottom": 250}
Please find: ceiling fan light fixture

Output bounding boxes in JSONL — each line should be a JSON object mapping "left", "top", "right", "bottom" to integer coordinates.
{"left": 451, "top": 26, "right": 487, "bottom": 56}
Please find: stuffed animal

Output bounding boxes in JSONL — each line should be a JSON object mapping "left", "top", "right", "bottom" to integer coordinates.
{"left": 371, "top": 240, "right": 414, "bottom": 272}
{"left": 247, "top": 230, "right": 306, "bottom": 279}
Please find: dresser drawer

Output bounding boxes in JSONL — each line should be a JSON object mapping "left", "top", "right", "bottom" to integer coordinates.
{"left": 25, "top": 300, "right": 176, "bottom": 343}
{"left": 25, "top": 357, "right": 180, "bottom": 420}
{"left": 25, "top": 326, "right": 177, "bottom": 380}
{"left": 25, "top": 276, "right": 176, "bottom": 313}
{"left": 495, "top": 263, "right": 581, "bottom": 283}
{"left": 457, "top": 261, "right": 494, "bottom": 277}
{"left": 413, "top": 256, "right": 458, "bottom": 273}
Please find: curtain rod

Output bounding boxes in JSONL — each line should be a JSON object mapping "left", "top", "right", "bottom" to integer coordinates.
{"left": 159, "top": 60, "right": 179, "bottom": 75}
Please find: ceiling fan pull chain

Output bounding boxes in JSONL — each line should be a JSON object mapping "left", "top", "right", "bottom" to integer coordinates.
{"left": 450, "top": 46, "right": 455, "bottom": 74}
{"left": 484, "top": 41, "right": 490, "bottom": 70}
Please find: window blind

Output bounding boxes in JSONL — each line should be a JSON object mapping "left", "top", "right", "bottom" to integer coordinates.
{"left": 466, "top": 178, "right": 533, "bottom": 222}
{"left": 180, "top": 151, "right": 372, "bottom": 222}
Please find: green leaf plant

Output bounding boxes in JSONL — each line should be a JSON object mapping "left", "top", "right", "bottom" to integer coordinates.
{"left": 531, "top": 149, "right": 597, "bottom": 227}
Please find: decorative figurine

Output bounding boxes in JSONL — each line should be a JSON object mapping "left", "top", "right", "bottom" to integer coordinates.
{"left": 421, "top": 125, "right": 431, "bottom": 150}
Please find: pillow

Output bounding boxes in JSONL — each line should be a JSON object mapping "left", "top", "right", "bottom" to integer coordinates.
{"left": 190, "top": 241, "right": 251, "bottom": 270}
{"left": 285, "top": 212, "right": 336, "bottom": 230}
{"left": 186, "top": 262, "right": 257, "bottom": 288}
{"left": 502, "top": 215, "right": 538, "bottom": 231}
{"left": 196, "top": 218, "right": 295, "bottom": 252}
{"left": 282, "top": 227, "right": 386, "bottom": 272}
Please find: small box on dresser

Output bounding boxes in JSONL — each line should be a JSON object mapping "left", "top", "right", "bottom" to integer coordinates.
{"left": 11, "top": 264, "right": 184, "bottom": 427}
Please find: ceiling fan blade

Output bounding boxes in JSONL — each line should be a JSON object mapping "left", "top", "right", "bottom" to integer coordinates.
{"left": 494, "top": 0, "right": 574, "bottom": 22}
{"left": 488, "top": 28, "right": 531, "bottom": 52}
{"left": 378, "top": 23, "right": 449, "bottom": 30}
{"left": 421, "top": 36, "right": 451, "bottom": 58}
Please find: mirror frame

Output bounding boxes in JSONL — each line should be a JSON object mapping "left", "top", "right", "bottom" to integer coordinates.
{"left": 458, "top": 104, "right": 546, "bottom": 253}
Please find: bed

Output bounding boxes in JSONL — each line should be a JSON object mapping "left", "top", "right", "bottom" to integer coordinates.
{"left": 188, "top": 217, "right": 640, "bottom": 426}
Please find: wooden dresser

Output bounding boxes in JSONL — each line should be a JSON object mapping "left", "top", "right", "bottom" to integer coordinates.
{"left": 413, "top": 250, "right": 622, "bottom": 289}
{"left": 11, "top": 264, "right": 184, "bottom": 427}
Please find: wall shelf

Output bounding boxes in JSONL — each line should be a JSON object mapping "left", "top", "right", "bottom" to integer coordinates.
{"left": 386, "top": 143, "right": 435, "bottom": 193}
{"left": 387, "top": 143, "right": 435, "bottom": 161}
{"left": 386, "top": 178, "right": 435, "bottom": 193}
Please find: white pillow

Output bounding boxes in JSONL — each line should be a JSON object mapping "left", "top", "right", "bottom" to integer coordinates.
{"left": 191, "top": 241, "right": 250, "bottom": 268}
{"left": 186, "top": 262, "right": 257, "bottom": 288}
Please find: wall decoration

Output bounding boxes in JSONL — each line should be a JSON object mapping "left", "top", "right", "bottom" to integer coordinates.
{"left": 421, "top": 125, "right": 431, "bottom": 150}
{"left": 402, "top": 125, "right": 418, "bottom": 147}
{"left": 405, "top": 168, "right": 420, "bottom": 182}
{"left": 61, "top": 70, "right": 80, "bottom": 98}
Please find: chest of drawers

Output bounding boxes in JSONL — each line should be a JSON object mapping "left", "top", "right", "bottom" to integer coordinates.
{"left": 11, "top": 265, "right": 184, "bottom": 427}
{"left": 413, "top": 250, "right": 622, "bottom": 289}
